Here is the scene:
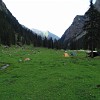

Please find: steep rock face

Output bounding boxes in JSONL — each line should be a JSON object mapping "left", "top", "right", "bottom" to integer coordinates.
{"left": 60, "top": 15, "right": 87, "bottom": 43}
{"left": 60, "top": 0, "right": 100, "bottom": 49}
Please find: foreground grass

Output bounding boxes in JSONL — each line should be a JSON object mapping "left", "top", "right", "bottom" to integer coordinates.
{"left": 0, "top": 46, "right": 100, "bottom": 100}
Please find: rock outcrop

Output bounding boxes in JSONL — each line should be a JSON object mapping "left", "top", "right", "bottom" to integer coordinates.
{"left": 60, "top": 15, "right": 87, "bottom": 43}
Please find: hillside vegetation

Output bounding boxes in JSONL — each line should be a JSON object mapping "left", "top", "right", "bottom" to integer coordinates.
{"left": 0, "top": 46, "right": 100, "bottom": 100}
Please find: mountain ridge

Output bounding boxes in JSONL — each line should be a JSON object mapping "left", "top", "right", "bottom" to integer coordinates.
{"left": 32, "top": 28, "right": 60, "bottom": 40}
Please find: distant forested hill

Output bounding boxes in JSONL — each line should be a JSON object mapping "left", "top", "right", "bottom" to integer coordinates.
{"left": 0, "top": 0, "right": 61, "bottom": 49}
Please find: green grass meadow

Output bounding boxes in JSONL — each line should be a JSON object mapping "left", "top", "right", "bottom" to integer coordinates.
{"left": 0, "top": 46, "right": 100, "bottom": 100}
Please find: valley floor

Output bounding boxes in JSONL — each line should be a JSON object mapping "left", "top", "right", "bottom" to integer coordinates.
{"left": 0, "top": 46, "right": 100, "bottom": 100}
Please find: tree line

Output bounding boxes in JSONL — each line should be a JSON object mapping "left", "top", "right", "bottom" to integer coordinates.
{"left": 0, "top": 9, "right": 62, "bottom": 49}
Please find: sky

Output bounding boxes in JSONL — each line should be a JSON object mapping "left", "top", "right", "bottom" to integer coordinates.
{"left": 3, "top": 0, "right": 96, "bottom": 37}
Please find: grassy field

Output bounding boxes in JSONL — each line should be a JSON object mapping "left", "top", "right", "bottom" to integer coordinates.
{"left": 0, "top": 46, "right": 100, "bottom": 100}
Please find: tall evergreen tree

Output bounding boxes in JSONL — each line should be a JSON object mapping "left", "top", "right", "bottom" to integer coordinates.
{"left": 83, "top": 0, "right": 100, "bottom": 57}
{"left": 48, "top": 37, "right": 53, "bottom": 49}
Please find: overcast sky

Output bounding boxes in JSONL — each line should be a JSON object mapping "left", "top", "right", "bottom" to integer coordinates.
{"left": 3, "top": 0, "right": 96, "bottom": 37}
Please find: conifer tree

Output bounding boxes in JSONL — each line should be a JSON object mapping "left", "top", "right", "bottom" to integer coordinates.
{"left": 83, "top": 0, "right": 100, "bottom": 57}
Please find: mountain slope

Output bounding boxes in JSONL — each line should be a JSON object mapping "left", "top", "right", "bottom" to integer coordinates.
{"left": 0, "top": 0, "right": 61, "bottom": 49}
{"left": 0, "top": 0, "right": 8, "bottom": 13}
{"left": 0, "top": 0, "right": 35, "bottom": 46}
{"left": 60, "top": 15, "right": 87, "bottom": 42}
{"left": 60, "top": 0, "right": 100, "bottom": 49}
